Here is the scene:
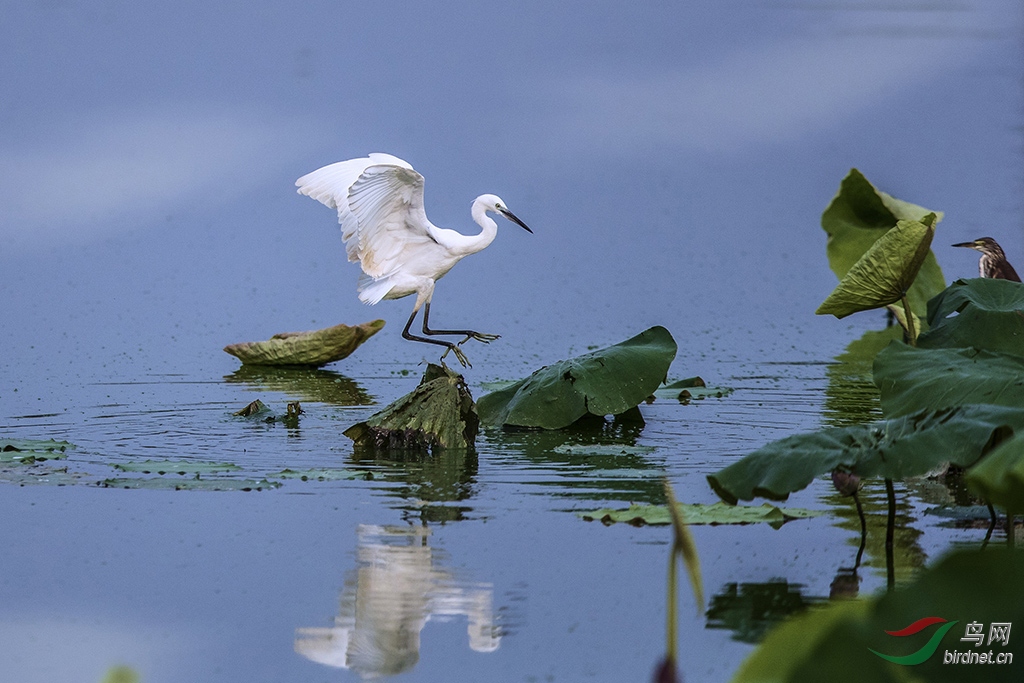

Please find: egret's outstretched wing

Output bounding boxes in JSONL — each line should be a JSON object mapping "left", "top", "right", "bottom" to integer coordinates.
{"left": 295, "top": 153, "right": 436, "bottom": 277}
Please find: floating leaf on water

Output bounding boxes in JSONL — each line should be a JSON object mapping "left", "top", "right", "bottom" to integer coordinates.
{"left": 223, "top": 320, "right": 386, "bottom": 367}
{"left": 552, "top": 444, "right": 656, "bottom": 456}
{"left": 821, "top": 168, "right": 945, "bottom": 316}
{"left": 100, "top": 477, "right": 280, "bottom": 491}
{"left": 477, "top": 326, "right": 677, "bottom": 429}
{"left": 577, "top": 501, "right": 823, "bottom": 529}
{"left": 707, "top": 404, "right": 1024, "bottom": 504}
{"left": 0, "top": 467, "right": 82, "bottom": 486}
{"left": 918, "top": 278, "right": 1024, "bottom": 358}
{"left": 874, "top": 343, "right": 1024, "bottom": 417}
{"left": 345, "top": 363, "right": 478, "bottom": 451}
{"left": 816, "top": 215, "right": 937, "bottom": 320}
{"left": 271, "top": 467, "right": 371, "bottom": 481}
{"left": 113, "top": 460, "right": 243, "bottom": 475}
{"left": 0, "top": 438, "right": 74, "bottom": 463}
{"left": 966, "top": 431, "right": 1024, "bottom": 513}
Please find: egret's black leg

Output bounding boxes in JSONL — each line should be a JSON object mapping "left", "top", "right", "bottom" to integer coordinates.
{"left": 421, "top": 302, "right": 500, "bottom": 344}
{"left": 402, "top": 307, "right": 471, "bottom": 367}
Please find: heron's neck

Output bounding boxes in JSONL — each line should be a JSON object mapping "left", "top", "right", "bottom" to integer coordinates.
{"left": 452, "top": 199, "right": 497, "bottom": 256}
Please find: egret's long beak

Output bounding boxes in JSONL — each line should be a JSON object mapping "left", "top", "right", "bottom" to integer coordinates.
{"left": 499, "top": 207, "right": 533, "bottom": 234}
{"left": 952, "top": 241, "right": 980, "bottom": 250}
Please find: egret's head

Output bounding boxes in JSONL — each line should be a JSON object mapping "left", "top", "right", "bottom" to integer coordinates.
{"left": 475, "top": 194, "right": 533, "bottom": 233}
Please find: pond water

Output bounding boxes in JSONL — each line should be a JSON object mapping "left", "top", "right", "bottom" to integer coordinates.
{"left": 1, "top": 1, "right": 1021, "bottom": 682}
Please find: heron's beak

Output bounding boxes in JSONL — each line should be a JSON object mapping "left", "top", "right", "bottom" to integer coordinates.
{"left": 952, "top": 241, "right": 980, "bottom": 250}
{"left": 499, "top": 207, "right": 533, "bottom": 234}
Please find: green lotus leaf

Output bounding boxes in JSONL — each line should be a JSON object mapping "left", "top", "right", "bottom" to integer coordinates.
{"left": 707, "top": 404, "right": 1024, "bottom": 504}
{"left": 817, "top": 216, "right": 936, "bottom": 318}
{"left": 477, "top": 326, "right": 677, "bottom": 429}
{"left": 731, "top": 549, "right": 1024, "bottom": 683}
{"left": 113, "top": 460, "right": 243, "bottom": 474}
{"left": 576, "top": 501, "right": 822, "bottom": 529}
{"left": 874, "top": 343, "right": 1024, "bottom": 417}
{"left": 821, "top": 168, "right": 945, "bottom": 316}
{"left": 918, "top": 278, "right": 1024, "bottom": 357}
{"left": 966, "top": 431, "right": 1024, "bottom": 513}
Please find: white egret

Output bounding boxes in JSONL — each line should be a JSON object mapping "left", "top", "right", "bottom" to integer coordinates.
{"left": 296, "top": 153, "right": 533, "bottom": 367}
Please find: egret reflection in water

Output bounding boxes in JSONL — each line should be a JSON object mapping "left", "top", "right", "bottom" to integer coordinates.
{"left": 294, "top": 524, "right": 499, "bottom": 679}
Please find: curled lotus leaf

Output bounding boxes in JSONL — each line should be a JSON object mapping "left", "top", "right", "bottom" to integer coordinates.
{"left": 816, "top": 215, "right": 936, "bottom": 319}
{"left": 224, "top": 320, "right": 385, "bottom": 367}
{"left": 821, "top": 168, "right": 945, "bottom": 316}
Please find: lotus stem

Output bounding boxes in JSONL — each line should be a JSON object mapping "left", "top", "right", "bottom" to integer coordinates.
{"left": 666, "top": 545, "right": 678, "bottom": 664}
{"left": 982, "top": 503, "right": 996, "bottom": 549}
{"left": 885, "top": 478, "right": 896, "bottom": 590}
{"left": 900, "top": 294, "right": 916, "bottom": 346}
{"left": 853, "top": 491, "right": 867, "bottom": 569}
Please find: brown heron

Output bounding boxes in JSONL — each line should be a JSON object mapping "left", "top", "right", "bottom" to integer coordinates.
{"left": 952, "top": 237, "right": 1021, "bottom": 282}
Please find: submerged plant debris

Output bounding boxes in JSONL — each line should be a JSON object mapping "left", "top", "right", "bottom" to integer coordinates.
{"left": 223, "top": 319, "right": 385, "bottom": 367}
{"left": 652, "top": 377, "right": 734, "bottom": 403}
{"left": 345, "top": 363, "right": 479, "bottom": 451}
{"left": 232, "top": 399, "right": 302, "bottom": 426}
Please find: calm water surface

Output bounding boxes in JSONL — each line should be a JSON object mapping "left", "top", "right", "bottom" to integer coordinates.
{"left": 1, "top": 1, "right": 1021, "bottom": 681}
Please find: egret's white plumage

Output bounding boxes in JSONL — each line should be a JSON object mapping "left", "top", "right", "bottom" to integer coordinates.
{"left": 296, "top": 153, "right": 532, "bottom": 367}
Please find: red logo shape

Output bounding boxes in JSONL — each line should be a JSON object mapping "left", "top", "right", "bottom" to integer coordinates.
{"left": 885, "top": 616, "right": 948, "bottom": 637}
